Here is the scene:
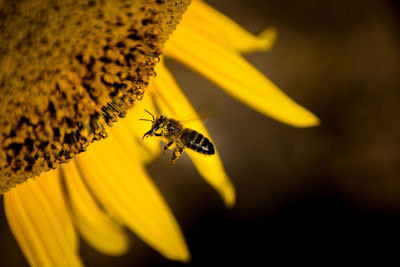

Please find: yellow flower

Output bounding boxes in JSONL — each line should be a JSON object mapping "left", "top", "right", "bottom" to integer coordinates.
{"left": 3, "top": 0, "right": 319, "bottom": 266}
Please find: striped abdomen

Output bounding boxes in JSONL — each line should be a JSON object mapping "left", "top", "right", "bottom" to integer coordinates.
{"left": 180, "top": 128, "right": 215, "bottom": 155}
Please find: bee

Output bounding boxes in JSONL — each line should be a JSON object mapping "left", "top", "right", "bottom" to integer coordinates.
{"left": 140, "top": 110, "right": 215, "bottom": 164}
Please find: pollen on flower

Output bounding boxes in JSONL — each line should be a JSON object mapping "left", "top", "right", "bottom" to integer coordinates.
{"left": 0, "top": 0, "right": 190, "bottom": 193}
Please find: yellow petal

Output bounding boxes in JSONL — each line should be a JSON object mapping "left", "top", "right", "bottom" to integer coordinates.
{"left": 122, "top": 94, "right": 161, "bottom": 164}
{"left": 62, "top": 161, "right": 129, "bottom": 255}
{"left": 185, "top": 0, "right": 277, "bottom": 53}
{"left": 150, "top": 61, "right": 236, "bottom": 207}
{"left": 74, "top": 129, "right": 190, "bottom": 262}
{"left": 4, "top": 171, "right": 82, "bottom": 267}
{"left": 164, "top": 22, "right": 319, "bottom": 128}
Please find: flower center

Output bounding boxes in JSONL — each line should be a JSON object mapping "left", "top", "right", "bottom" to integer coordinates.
{"left": 0, "top": 0, "right": 190, "bottom": 193}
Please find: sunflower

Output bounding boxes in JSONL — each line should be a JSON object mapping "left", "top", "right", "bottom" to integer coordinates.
{"left": 1, "top": 0, "right": 319, "bottom": 266}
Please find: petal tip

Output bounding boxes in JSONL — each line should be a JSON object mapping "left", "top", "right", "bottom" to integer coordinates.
{"left": 220, "top": 180, "right": 236, "bottom": 208}
{"left": 166, "top": 243, "right": 191, "bottom": 263}
{"left": 294, "top": 113, "right": 321, "bottom": 128}
{"left": 258, "top": 27, "right": 278, "bottom": 50}
{"left": 179, "top": 250, "right": 191, "bottom": 263}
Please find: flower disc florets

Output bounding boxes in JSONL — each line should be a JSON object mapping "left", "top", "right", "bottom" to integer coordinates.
{"left": 0, "top": 0, "right": 190, "bottom": 193}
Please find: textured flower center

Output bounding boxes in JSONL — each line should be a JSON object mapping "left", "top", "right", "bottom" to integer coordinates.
{"left": 0, "top": 0, "right": 190, "bottom": 193}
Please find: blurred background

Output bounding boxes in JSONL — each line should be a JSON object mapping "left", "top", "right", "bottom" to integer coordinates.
{"left": 1, "top": 0, "right": 400, "bottom": 265}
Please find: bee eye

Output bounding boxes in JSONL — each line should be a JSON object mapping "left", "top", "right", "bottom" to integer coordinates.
{"left": 154, "top": 120, "right": 161, "bottom": 129}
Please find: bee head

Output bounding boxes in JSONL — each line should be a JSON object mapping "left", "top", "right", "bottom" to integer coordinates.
{"left": 140, "top": 110, "right": 167, "bottom": 139}
{"left": 153, "top": 115, "right": 167, "bottom": 129}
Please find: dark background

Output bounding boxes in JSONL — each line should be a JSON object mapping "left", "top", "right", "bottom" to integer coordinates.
{"left": 1, "top": 0, "right": 400, "bottom": 265}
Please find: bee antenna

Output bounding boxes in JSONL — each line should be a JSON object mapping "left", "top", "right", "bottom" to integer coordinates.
{"left": 144, "top": 109, "right": 155, "bottom": 121}
{"left": 139, "top": 118, "right": 154, "bottom": 123}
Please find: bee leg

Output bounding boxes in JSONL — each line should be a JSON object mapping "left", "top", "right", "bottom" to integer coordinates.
{"left": 163, "top": 140, "right": 174, "bottom": 155}
{"left": 170, "top": 147, "right": 183, "bottom": 165}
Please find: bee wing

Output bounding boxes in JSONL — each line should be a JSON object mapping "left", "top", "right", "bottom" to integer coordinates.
{"left": 177, "top": 104, "right": 215, "bottom": 125}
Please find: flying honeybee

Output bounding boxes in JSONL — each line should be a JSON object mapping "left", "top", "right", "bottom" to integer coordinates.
{"left": 140, "top": 110, "right": 215, "bottom": 164}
